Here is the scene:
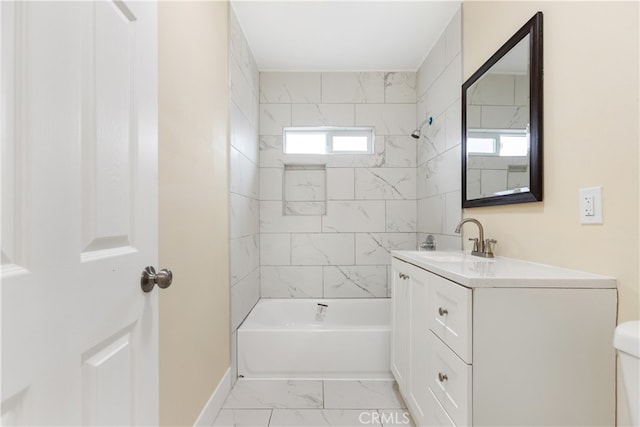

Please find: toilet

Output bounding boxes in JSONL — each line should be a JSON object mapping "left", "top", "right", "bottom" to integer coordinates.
{"left": 614, "top": 321, "right": 640, "bottom": 426}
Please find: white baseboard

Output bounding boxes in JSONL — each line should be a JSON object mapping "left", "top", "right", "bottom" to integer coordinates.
{"left": 193, "top": 367, "right": 231, "bottom": 427}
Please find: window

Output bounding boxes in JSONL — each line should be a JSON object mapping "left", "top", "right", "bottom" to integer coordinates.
{"left": 499, "top": 134, "right": 528, "bottom": 156}
{"left": 467, "top": 129, "right": 529, "bottom": 156}
{"left": 283, "top": 127, "right": 374, "bottom": 155}
{"left": 467, "top": 137, "right": 496, "bottom": 154}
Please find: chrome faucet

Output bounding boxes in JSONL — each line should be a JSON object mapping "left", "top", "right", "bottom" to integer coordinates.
{"left": 418, "top": 234, "right": 436, "bottom": 251}
{"left": 454, "top": 218, "right": 496, "bottom": 258}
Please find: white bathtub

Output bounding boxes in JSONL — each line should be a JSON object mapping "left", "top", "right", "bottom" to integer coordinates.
{"left": 237, "top": 298, "right": 392, "bottom": 380}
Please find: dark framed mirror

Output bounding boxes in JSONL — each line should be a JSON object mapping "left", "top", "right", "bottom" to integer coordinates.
{"left": 462, "top": 12, "right": 543, "bottom": 208}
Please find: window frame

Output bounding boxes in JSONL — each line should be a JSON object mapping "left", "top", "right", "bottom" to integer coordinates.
{"left": 467, "top": 128, "right": 529, "bottom": 157}
{"left": 283, "top": 126, "right": 375, "bottom": 155}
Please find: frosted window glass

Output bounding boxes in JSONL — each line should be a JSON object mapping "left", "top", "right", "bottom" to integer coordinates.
{"left": 283, "top": 127, "right": 374, "bottom": 155}
{"left": 285, "top": 133, "right": 327, "bottom": 154}
{"left": 500, "top": 135, "right": 529, "bottom": 156}
{"left": 468, "top": 137, "right": 496, "bottom": 154}
{"left": 332, "top": 136, "right": 368, "bottom": 152}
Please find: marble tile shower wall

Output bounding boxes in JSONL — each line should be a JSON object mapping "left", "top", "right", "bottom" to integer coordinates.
{"left": 229, "top": 10, "right": 260, "bottom": 380}
{"left": 259, "top": 72, "right": 418, "bottom": 298}
{"left": 416, "top": 9, "right": 463, "bottom": 248}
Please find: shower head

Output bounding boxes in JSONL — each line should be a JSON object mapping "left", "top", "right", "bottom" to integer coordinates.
{"left": 411, "top": 116, "right": 433, "bottom": 139}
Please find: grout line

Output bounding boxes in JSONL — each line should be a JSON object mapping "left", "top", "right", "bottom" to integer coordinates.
{"left": 289, "top": 233, "right": 293, "bottom": 266}
{"left": 321, "top": 263, "right": 325, "bottom": 298}
{"left": 352, "top": 232, "right": 357, "bottom": 271}
{"left": 352, "top": 103, "right": 356, "bottom": 126}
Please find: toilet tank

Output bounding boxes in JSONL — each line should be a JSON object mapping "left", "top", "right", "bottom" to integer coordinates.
{"left": 614, "top": 321, "right": 640, "bottom": 426}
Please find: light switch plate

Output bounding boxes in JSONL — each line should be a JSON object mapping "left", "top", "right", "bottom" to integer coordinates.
{"left": 579, "top": 187, "right": 603, "bottom": 224}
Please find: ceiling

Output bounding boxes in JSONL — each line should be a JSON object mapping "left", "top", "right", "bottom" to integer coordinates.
{"left": 231, "top": 0, "right": 461, "bottom": 71}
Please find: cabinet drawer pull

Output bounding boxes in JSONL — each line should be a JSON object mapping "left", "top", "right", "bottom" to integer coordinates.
{"left": 438, "top": 372, "right": 448, "bottom": 382}
{"left": 398, "top": 273, "right": 409, "bottom": 280}
{"left": 438, "top": 307, "right": 448, "bottom": 316}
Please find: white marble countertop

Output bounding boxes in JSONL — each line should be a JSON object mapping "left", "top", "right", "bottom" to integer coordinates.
{"left": 391, "top": 250, "right": 616, "bottom": 289}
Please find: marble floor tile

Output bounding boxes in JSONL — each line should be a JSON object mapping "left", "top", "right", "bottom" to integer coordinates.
{"left": 269, "top": 409, "right": 381, "bottom": 427}
{"left": 323, "top": 381, "right": 405, "bottom": 409}
{"left": 223, "top": 380, "right": 323, "bottom": 409}
{"left": 213, "top": 409, "right": 272, "bottom": 427}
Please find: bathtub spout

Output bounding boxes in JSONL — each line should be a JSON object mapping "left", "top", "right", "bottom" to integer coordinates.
{"left": 316, "top": 303, "right": 328, "bottom": 321}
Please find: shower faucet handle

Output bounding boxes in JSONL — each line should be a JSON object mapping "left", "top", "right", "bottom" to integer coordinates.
{"left": 418, "top": 234, "right": 436, "bottom": 251}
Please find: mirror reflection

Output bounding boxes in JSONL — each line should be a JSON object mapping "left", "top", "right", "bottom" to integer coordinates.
{"left": 465, "top": 35, "right": 530, "bottom": 199}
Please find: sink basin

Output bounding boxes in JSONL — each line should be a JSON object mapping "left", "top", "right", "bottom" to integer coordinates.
{"left": 414, "top": 251, "right": 495, "bottom": 263}
{"left": 417, "top": 253, "right": 466, "bottom": 262}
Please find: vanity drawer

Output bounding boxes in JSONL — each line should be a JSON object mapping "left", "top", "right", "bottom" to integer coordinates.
{"left": 428, "top": 331, "right": 472, "bottom": 427}
{"left": 426, "top": 387, "right": 456, "bottom": 427}
{"left": 428, "top": 273, "right": 472, "bottom": 363}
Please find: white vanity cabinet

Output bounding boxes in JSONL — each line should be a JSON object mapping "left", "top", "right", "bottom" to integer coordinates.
{"left": 390, "top": 259, "right": 410, "bottom": 395}
{"left": 391, "top": 258, "right": 431, "bottom": 418}
{"left": 391, "top": 252, "right": 617, "bottom": 427}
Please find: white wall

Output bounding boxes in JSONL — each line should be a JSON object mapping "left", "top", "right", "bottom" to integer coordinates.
{"left": 259, "top": 72, "right": 418, "bottom": 298}
{"left": 228, "top": 8, "right": 260, "bottom": 383}
{"left": 416, "top": 8, "right": 463, "bottom": 249}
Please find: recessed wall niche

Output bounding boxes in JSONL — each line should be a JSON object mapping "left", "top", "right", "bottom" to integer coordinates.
{"left": 283, "top": 164, "right": 326, "bottom": 215}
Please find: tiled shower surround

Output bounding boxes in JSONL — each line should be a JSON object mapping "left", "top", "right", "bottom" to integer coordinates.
{"left": 258, "top": 10, "right": 462, "bottom": 300}
{"left": 259, "top": 72, "right": 418, "bottom": 298}
{"left": 229, "top": 10, "right": 260, "bottom": 381}
{"left": 416, "top": 8, "right": 463, "bottom": 249}
{"left": 228, "top": 6, "right": 462, "bottom": 373}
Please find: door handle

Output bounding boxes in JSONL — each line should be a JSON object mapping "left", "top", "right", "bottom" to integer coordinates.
{"left": 141, "top": 266, "right": 173, "bottom": 293}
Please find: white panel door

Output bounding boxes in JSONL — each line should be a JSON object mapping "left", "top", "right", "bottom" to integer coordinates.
{"left": 1, "top": 1, "right": 159, "bottom": 425}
